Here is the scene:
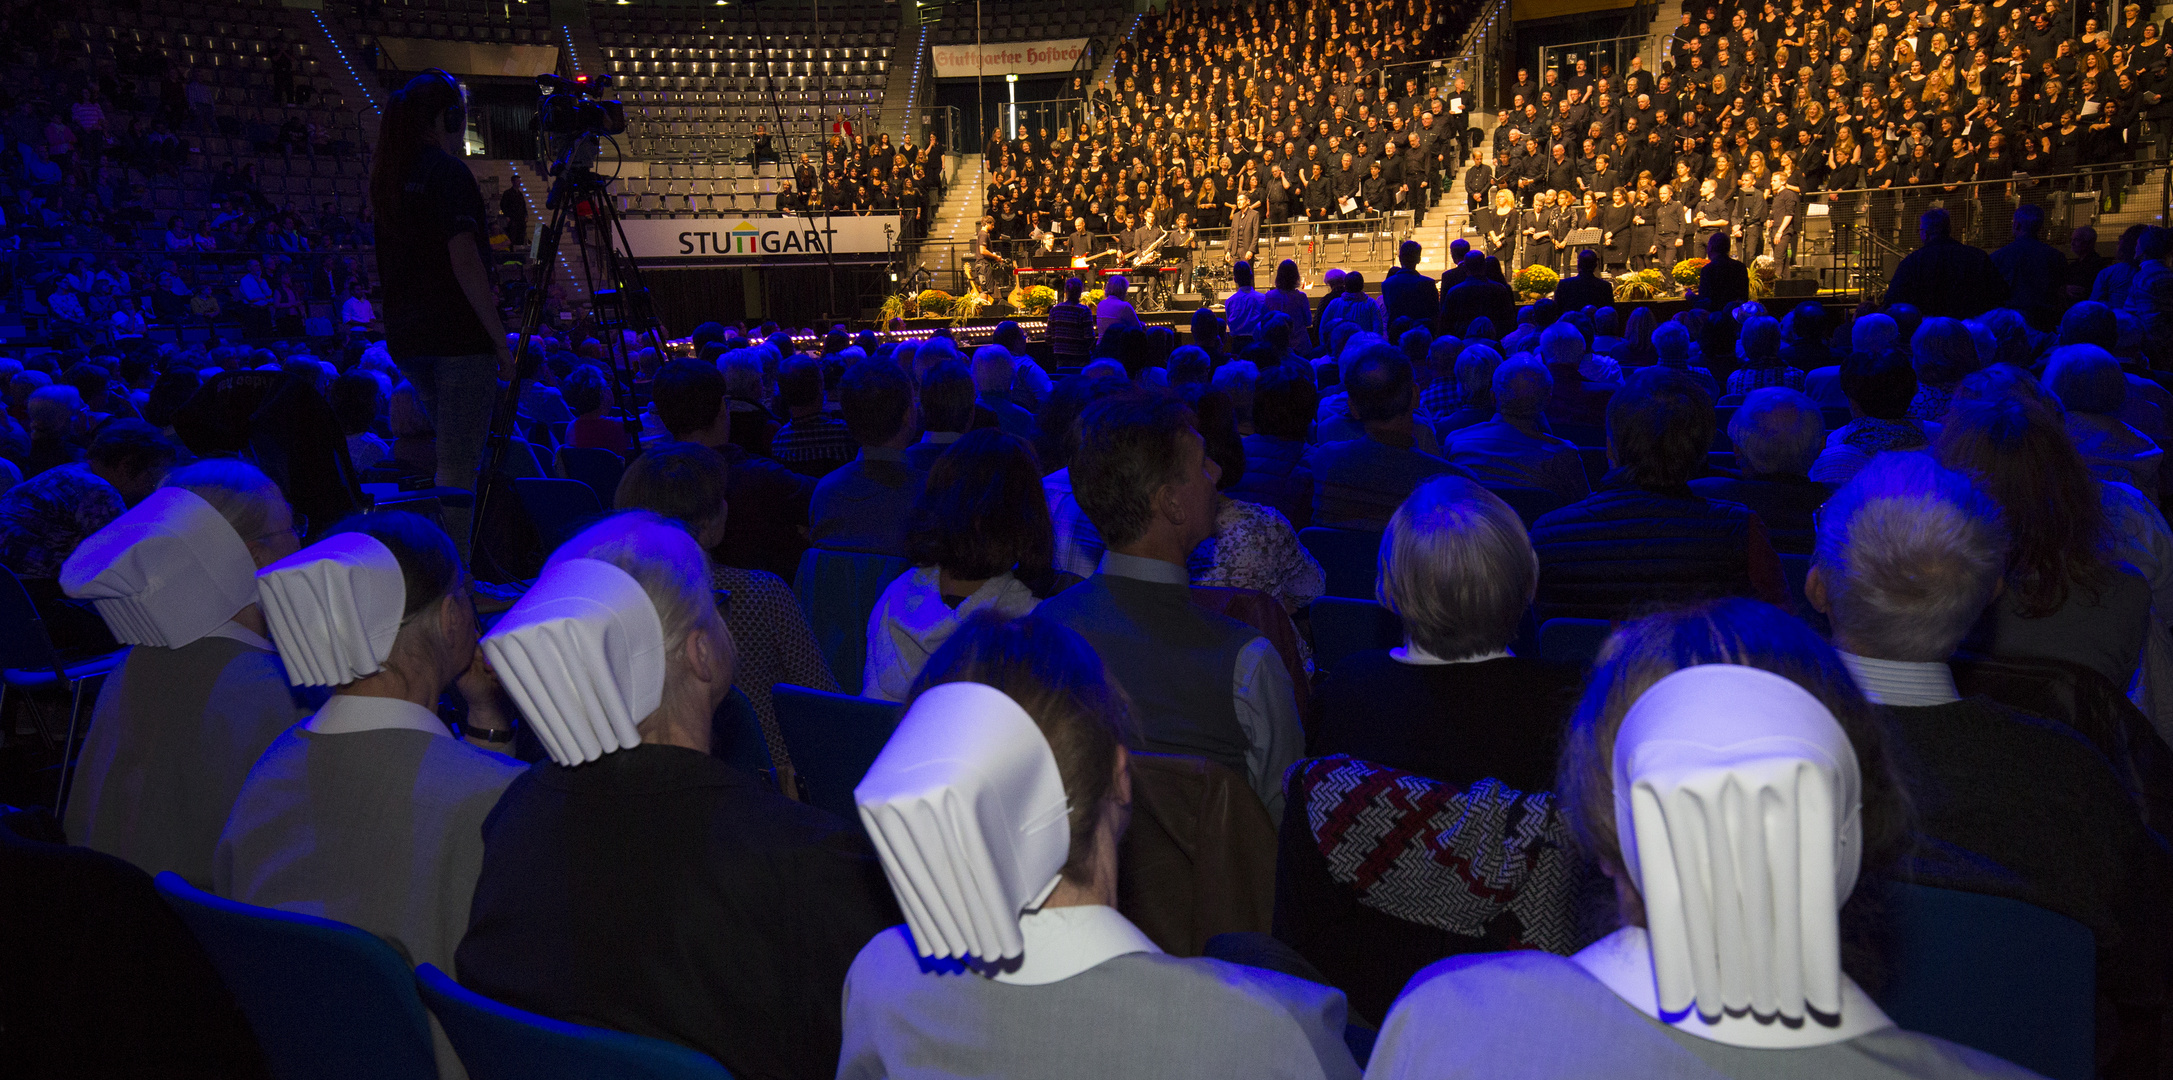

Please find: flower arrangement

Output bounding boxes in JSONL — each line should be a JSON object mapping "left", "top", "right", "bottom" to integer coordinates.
{"left": 1510, "top": 264, "right": 1559, "bottom": 299}
{"left": 953, "top": 290, "right": 990, "bottom": 320}
{"left": 1749, "top": 255, "right": 1780, "bottom": 301}
{"left": 879, "top": 294, "right": 908, "bottom": 322}
{"left": 1083, "top": 288, "right": 1105, "bottom": 307}
{"left": 1612, "top": 268, "right": 1672, "bottom": 301}
{"left": 915, "top": 289, "right": 954, "bottom": 316}
{"left": 1008, "top": 284, "right": 1058, "bottom": 315}
{"left": 1671, "top": 258, "right": 1707, "bottom": 287}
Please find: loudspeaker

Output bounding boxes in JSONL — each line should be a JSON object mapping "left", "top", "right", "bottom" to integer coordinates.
{"left": 1772, "top": 277, "right": 1819, "bottom": 298}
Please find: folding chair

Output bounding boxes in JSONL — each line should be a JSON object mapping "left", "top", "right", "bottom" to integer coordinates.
{"left": 414, "top": 964, "right": 730, "bottom": 1080}
{"left": 771, "top": 683, "right": 902, "bottom": 822}
{"left": 0, "top": 563, "right": 126, "bottom": 814}
{"left": 1297, "top": 527, "right": 1383, "bottom": 600}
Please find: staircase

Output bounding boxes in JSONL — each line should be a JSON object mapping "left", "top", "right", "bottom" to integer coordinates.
{"left": 561, "top": 21, "right": 605, "bottom": 80}
{"left": 294, "top": 5, "right": 382, "bottom": 130}
{"left": 879, "top": 18, "right": 930, "bottom": 143}
{"left": 915, "top": 153, "right": 985, "bottom": 287}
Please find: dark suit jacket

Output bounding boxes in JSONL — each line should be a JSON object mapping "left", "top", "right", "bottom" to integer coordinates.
{"left": 1552, "top": 272, "right": 1613, "bottom": 311}
{"left": 1695, "top": 254, "right": 1751, "bottom": 310}
{"left": 1380, "top": 266, "right": 1438, "bottom": 327}
{"left": 1884, "top": 236, "right": 2006, "bottom": 319}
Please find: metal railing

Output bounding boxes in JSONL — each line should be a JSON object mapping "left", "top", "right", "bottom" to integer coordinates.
{"left": 1444, "top": 0, "right": 1511, "bottom": 116}
{"left": 1536, "top": 29, "right": 1662, "bottom": 93}
{"left": 1001, "top": 97, "right": 1091, "bottom": 143}
{"left": 900, "top": 212, "right": 1422, "bottom": 297}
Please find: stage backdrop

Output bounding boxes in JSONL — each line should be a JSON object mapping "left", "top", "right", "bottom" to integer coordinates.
{"left": 614, "top": 215, "right": 903, "bottom": 262}
{"left": 930, "top": 38, "right": 1090, "bottom": 79}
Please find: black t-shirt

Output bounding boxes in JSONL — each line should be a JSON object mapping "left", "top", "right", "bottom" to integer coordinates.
{"left": 379, "top": 145, "right": 494, "bottom": 360}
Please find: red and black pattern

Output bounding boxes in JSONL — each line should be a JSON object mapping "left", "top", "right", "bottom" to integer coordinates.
{"left": 1295, "top": 754, "right": 1579, "bottom": 955}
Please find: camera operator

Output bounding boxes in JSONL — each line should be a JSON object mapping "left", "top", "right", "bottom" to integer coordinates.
{"left": 368, "top": 69, "right": 513, "bottom": 557}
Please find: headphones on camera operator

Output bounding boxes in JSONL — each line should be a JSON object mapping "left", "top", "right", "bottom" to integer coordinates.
{"left": 393, "top": 67, "right": 466, "bottom": 139}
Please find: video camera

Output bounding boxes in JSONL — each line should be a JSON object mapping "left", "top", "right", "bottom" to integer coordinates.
{"left": 537, "top": 73, "right": 627, "bottom": 137}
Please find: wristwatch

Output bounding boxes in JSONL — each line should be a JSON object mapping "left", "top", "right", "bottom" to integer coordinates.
{"left": 460, "top": 720, "right": 515, "bottom": 744}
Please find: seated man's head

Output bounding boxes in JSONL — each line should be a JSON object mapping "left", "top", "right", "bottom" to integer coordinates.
{"left": 1491, "top": 356, "right": 1553, "bottom": 423}
{"left": 919, "top": 360, "right": 977, "bottom": 437}
{"left": 1839, "top": 348, "right": 1917, "bottom": 420}
{"left": 1728, "top": 387, "right": 1823, "bottom": 479}
{"left": 26, "top": 385, "right": 85, "bottom": 438}
{"left": 1539, "top": 322, "right": 1587, "bottom": 368}
{"left": 2043, "top": 344, "right": 2127, "bottom": 418}
{"left": 971, "top": 345, "right": 1015, "bottom": 397}
{"left": 1346, "top": 345, "right": 1416, "bottom": 429}
{"left": 561, "top": 365, "right": 612, "bottom": 419}
{"left": 843, "top": 357, "right": 919, "bottom": 449}
{"left": 1807, "top": 452, "right": 2008, "bottom": 664}
{"left": 614, "top": 440, "right": 732, "bottom": 549}
{"left": 777, "top": 355, "right": 825, "bottom": 414}
{"left": 1605, "top": 367, "right": 1715, "bottom": 487}
{"left": 906, "top": 429, "right": 1054, "bottom": 589}
{"left": 653, "top": 359, "right": 730, "bottom": 445}
{"left": 82, "top": 420, "right": 178, "bottom": 504}
{"left": 1379, "top": 476, "right": 1536, "bottom": 662}
{"left": 1071, "top": 392, "right": 1221, "bottom": 560}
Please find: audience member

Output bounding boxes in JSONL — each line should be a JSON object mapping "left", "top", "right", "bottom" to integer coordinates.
{"left": 1529, "top": 368, "right": 1787, "bottom": 622}
{"left": 1811, "top": 347, "right": 1934, "bottom": 485}
{"left": 1690, "top": 388, "right": 1832, "bottom": 556}
{"left": 840, "top": 615, "right": 1360, "bottom": 1080}
{"left": 652, "top": 358, "right": 813, "bottom": 581}
{"left": 903, "top": 360, "right": 976, "bottom": 472}
{"left": 0, "top": 420, "right": 175, "bottom": 652}
{"left": 460, "top": 513, "right": 899, "bottom": 1080}
{"left": 1186, "top": 387, "right": 1325, "bottom": 615}
{"left": 812, "top": 357, "right": 926, "bottom": 557}
{"left": 1904, "top": 317, "right": 1986, "bottom": 422}
{"left": 1035, "top": 393, "right": 1303, "bottom": 821}
{"left": 770, "top": 354, "right": 856, "bottom": 478}
{"left": 864, "top": 429, "right": 1052, "bottom": 701}
{"left": 59, "top": 460, "right": 313, "bottom": 885}
{"left": 2046, "top": 345, "right": 2165, "bottom": 501}
{"left": 1443, "top": 356, "right": 1588, "bottom": 503}
{"left": 973, "top": 345, "right": 1037, "bottom": 440}
{"left": 1303, "top": 347, "right": 1471, "bottom": 531}
{"left": 1231, "top": 364, "right": 1318, "bottom": 530}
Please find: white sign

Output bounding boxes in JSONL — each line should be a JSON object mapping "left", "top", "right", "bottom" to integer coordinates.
{"left": 930, "top": 38, "right": 1091, "bottom": 79}
{"left": 615, "top": 216, "right": 902, "bottom": 261}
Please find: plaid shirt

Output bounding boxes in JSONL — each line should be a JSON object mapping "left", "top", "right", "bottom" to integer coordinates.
{"left": 770, "top": 412, "right": 857, "bottom": 478}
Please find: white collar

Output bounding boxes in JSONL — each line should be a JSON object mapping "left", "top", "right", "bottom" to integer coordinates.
{"left": 985, "top": 905, "right": 1163, "bottom": 986}
{"left": 304, "top": 694, "right": 452, "bottom": 737}
{"left": 1837, "top": 651, "right": 1960, "bottom": 707}
{"left": 1098, "top": 550, "right": 1192, "bottom": 586}
{"left": 1572, "top": 927, "right": 1895, "bottom": 1049}
{"left": 205, "top": 618, "right": 274, "bottom": 652}
{"left": 1392, "top": 643, "right": 1512, "bottom": 666}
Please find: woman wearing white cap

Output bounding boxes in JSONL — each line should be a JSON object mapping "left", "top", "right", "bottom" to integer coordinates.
{"left": 841, "top": 613, "right": 1361, "bottom": 1080}
{"left": 1363, "top": 599, "right": 2041, "bottom": 1080}
{"left": 60, "top": 459, "right": 312, "bottom": 885}
{"left": 458, "top": 511, "right": 899, "bottom": 1080}
{"left": 214, "top": 512, "right": 521, "bottom": 1064}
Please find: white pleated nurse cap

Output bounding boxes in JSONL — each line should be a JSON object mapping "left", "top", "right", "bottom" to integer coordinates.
{"left": 255, "top": 533, "right": 407, "bottom": 687}
{"left": 1613, "top": 663, "right": 1864, "bottom": 1033}
{"left": 854, "top": 681, "right": 1073, "bottom": 966}
{"left": 60, "top": 487, "right": 260, "bottom": 649}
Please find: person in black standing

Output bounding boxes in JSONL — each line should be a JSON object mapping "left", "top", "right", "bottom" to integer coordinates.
{"left": 499, "top": 183, "right": 527, "bottom": 249}
{"left": 369, "top": 69, "right": 511, "bottom": 558}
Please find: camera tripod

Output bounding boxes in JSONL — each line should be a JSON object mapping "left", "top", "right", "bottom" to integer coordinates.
{"left": 469, "top": 132, "right": 663, "bottom": 577}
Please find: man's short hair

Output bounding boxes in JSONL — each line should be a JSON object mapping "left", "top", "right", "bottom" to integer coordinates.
{"left": 1399, "top": 240, "right": 1422, "bottom": 267}
{"left": 1729, "top": 387, "right": 1824, "bottom": 476}
{"left": 919, "top": 360, "right": 977, "bottom": 433}
{"left": 1070, "top": 392, "right": 1197, "bottom": 550}
{"left": 653, "top": 358, "right": 728, "bottom": 438}
{"left": 1606, "top": 367, "right": 1715, "bottom": 486}
{"left": 560, "top": 366, "right": 608, "bottom": 416}
{"left": 1577, "top": 248, "right": 1599, "bottom": 273}
{"left": 1345, "top": 345, "right": 1414, "bottom": 424}
{"left": 1253, "top": 364, "right": 1319, "bottom": 440}
{"left": 1379, "top": 475, "right": 1537, "bottom": 660}
{"left": 2044, "top": 344, "right": 2128, "bottom": 416}
{"left": 842, "top": 357, "right": 916, "bottom": 445}
{"left": 1919, "top": 207, "right": 1952, "bottom": 241}
{"left": 1840, "top": 348, "right": 1918, "bottom": 419}
{"left": 84, "top": 419, "right": 177, "bottom": 477}
{"left": 1492, "top": 356, "right": 1554, "bottom": 419}
{"left": 1169, "top": 346, "right": 1213, "bottom": 386}
{"left": 1816, "top": 451, "right": 2008, "bottom": 661}
{"left": 1539, "top": 322, "right": 1587, "bottom": 367}
{"left": 777, "top": 354, "right": 825, "bottom": 409}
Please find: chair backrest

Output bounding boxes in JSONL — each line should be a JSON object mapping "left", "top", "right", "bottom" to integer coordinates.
{"left": 1308, "top": 596, "right": 1403, "bottom": 674}
{"left": 1117, "top": 751, "right": 1277, "bottom": 958}
{"left": 1876, "top": 883, "right": 2095, "bottom": 1080}
{"left": 0, "top": 561, "right": 65, "bottom": 676}
{"left": 557, "top": 446, "right": 627, "bottom": 502}
{"left": 513, "top": 477, "right": 606, "bottom": 550}
{"left": 1189, "top": 585, "right": 1310, "bottom": 714}
{"left": 0, "top": 812, "right": 267, "bottom": 1078}
{"left": 790, "top": 548, "right": 909, "bottom": 695}
{"left": 1482, "top": 485, "right": 1572, "bottom": 528}
{"left": 711, "top": 685, "right": 774, "bottom": 778}
{"left": 413, "top": 964, "right": 733, "bottom": 1080}
{"left": 153, "top": 872, "right": 437, "bottom": 1080}
{"left": 1298, "top": 527, "right": 1383, "bottom": 600}
{"left": 771, "top": 683, "right": 902, "bottom": 822}
{"left": 1575, "top": 445, "right": 1611, "bottom": 489}
{"left": 1535, "top": 617, "right": 1611, "bottom": 669}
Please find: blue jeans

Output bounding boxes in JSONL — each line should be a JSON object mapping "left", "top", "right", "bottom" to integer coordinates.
{"left": 394, "top": 352, "right": 498, "bottom": 557}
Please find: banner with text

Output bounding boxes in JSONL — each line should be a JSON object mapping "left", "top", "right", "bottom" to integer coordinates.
{"left": 930, "top": 37, "right": 1090, "bottom": 79}
{"left": 616, "top": 215, "right": 901, "bottom": 261}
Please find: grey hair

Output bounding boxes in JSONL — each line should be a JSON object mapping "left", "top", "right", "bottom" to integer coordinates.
{"left": 164, "top": 458, "right": 283, "bottom": 548}
{"left": 1815, "top": 451, "right": 2009, "bottom": 662}
{"left": 1454, "top": 344, "right": 1504, "bottom": 412}
{"left": 1377, "top": 475, "right": 1537, "bottom": 660}
{"left": 1492, "top": 356, "right": 1554, "bottom": 419}
{"left": 1729, "top": 387, "right": 1825, "bottom": 476}
{"left": 720, "top": 349, "right": 765, "bottom": 396}
{"left": 553, "top": 510, "right": 722, "bottom": 669}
